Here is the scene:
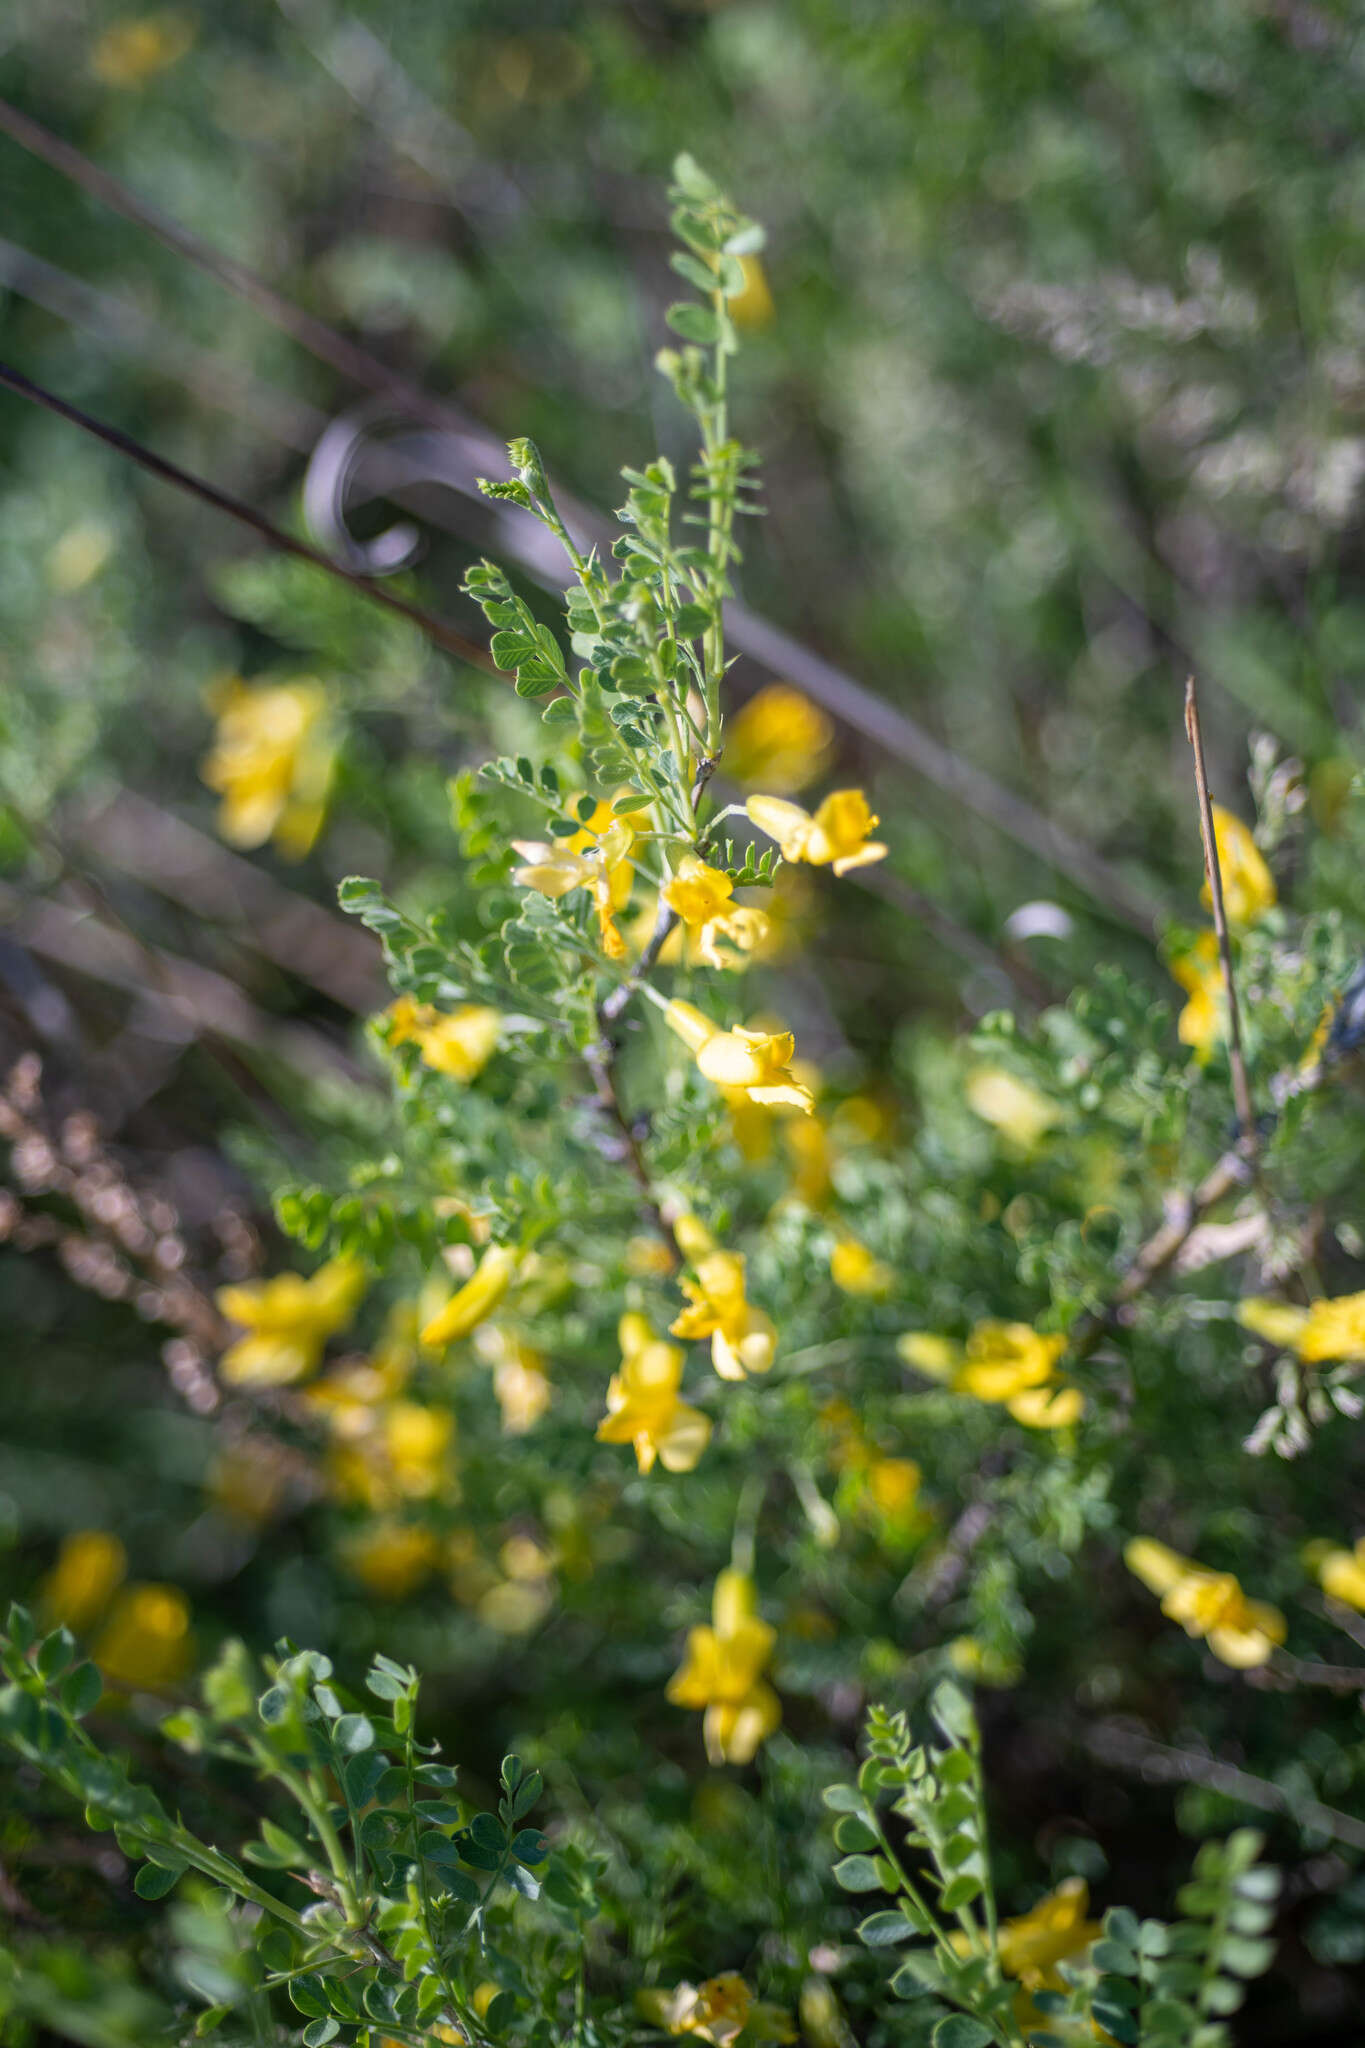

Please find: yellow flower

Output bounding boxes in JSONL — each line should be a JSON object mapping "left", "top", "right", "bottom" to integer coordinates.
{"left": 1239, "top": 1290, "right": 1365, "bottom": 1362}
{"left": 596, "top": 1314, "right": 712, "bottom": 1474}
{"left": 665, "top": 1001, "right": 815, "bottom": 1115}
{"left": 343, "top": 1523, "right": 441, "bottom": 1601}
{"left": 1290, "top": 1292, "right": 1365, "bottom": 1364}
{"left": 1205, "top": 805, "right": 1276, "bottom": 929}
{"left": 672, "top": 1251, "right": 777, "bottom": 1380}
{"left": 638, "top": 1973, "right": 795, "bottom": 2046}
{"left": 722, "top": 684, "right": 833, "bottom": 795}
{"left": 92, "top": 1584, "right": 192, "bottom": 1691}
{"left": 1312, "top": 1538, "right": 1365, "bottom": 1611}
{"left": 92, "top": 12, "right": 193, "bottom": 86}
{"left": 996, "top": 1879, "right": 1102, "bottom": 1991}
{"left": 626, "top": 1234, "right": 679, "bottom": 1278}
{"left": 662, "top": 855, "right": 771, "bottom": 971}
{"left": 200, "top": 676, "right": 336, "bottom": 859}
{"left": 1172, "top": 810, "right": 1274, "bottom": 1057}
{"left": 965, "top": 1067, "right": 1060, "bottom": 1150}
{"left": 215, "top": 1257, "right": 366, "bottom": 1388}
{"left": 385, "top": 997, "right": 502, "bottom": 1081}
{"left": 1236, "top": 1297, "right": 1311, "bottom": 1350}
{"left": 475, "top": 1327, "right": 554, "bottom": 1435}
{"left": 899, "top": 1321, "right": 1082, "bottom": 1429}
{"left": 663, "top": 854, "right": 734, "bottom": 929}
{"left": 325, "top": 1400, "right": 455, "bottom": 1513}
{"left": 783, "top": 1113, "right": 833, "bottom": 1209}
{"left": 745, "top": 790, "right": 887, "bottom": 876}
{"left": 384, "top": 1402, "right": 455, "bottom": 1498}
{"left": 829, "top": 1236, "right": 893, "bottom": 1298}
{"left": 728, "top": 253, "right": 777, "bottom": 332}
{"left": 667, "top": 1568, "right": 781, "bottom": 1766}
{"left": 567, "top": 794, "right": 651, "bottom": 857}
{"left": 39, "top": 1530, "right": 127, "bottom": 1633}
{"left": 479, "top": 1534, "right": 556, "bottom": 1635}
{"left": 864, "top": 1456, "right": 922, "bottom": 1519}
{"left": 1170, "top": 931, "right": 1225, "bottom": 1059}
{"left": 304, "top": 1309, "right": 418, "bottom": 1441}
{"left": 512, "top": 819, "right": 634, "bottom": 960}
{"left": 1124, "top": 1537, "right": 1285, "bottom": 1668}
{"left": 420, "top": 1247, "right": 518, "bottom": 1349}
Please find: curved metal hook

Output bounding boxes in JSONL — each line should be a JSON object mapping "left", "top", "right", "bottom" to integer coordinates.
{"left": 303, "top": 401, "right": 581, "bottom": 587}
{"left": 303, "top": 403, "right": 427, "bottom": 574}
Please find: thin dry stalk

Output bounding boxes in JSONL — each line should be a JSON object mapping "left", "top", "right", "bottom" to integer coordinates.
{"left": 1184, "top": 675, "right": 1257, "bottom": 1155}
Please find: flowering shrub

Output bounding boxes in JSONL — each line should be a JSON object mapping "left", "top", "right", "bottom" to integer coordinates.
{"left": 5, "top": 154, "right": 1365, "bottom": 2047}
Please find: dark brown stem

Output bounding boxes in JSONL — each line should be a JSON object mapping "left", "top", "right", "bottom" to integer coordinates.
{"left": 1184, "top": 676, "right": 1257, "bottom": 1156}
{"left": 600, "top": 897, "right": 676, "bottom": 1026}
{"left": 0, "top": 358, "right": 488, "bottom": 670}
{"left": 582, "top": 1034, "right": 675, "bottom": 1262}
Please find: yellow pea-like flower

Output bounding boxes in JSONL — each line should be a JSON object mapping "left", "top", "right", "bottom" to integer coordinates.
{"left": 898, "top": 1320, "right": 1083, "bottom": 1430}
{"left": 200, "top": 676, "right": 337, "bottom": 860}
{"left": 1124, "top": 1537, "right": 1285, "bottom": 1667}
{"left": 385, "top": 997, "right": 502, "bottom": 1082}
{"left": 664, "top": 1002, "right": 814, "bottom": 1115}
{"left": 1205, "top": 804, "right": 1276, "bottom": 928}
{"left": 829, "top": 1236, "right": 893, "bottom": 1299}
{"left": 965, "top": 1067, "right": 1060, "bottom": 1150}
{"left": 745, "top": 789, "right": 886, "bottom": 876}
{"left": 662, "top": 855, "right": 771, "bottom": 971}
{"left": 215, "top": 1257, "right": 367, "bottom": 1388}
{"left": 511, "top": 819, "right": 634, "bottom": 960}
{"left": 39, "top": 1530, "right": 128, "bottom": 1634}
{"left": 723, "top": 683, "right": 833, "bottom": 794}
{"left": 638, "top": 1973, "right": 795, "bottom": 2046}
{"left": 666, "top": 1568, "right": 781, "bottom": 1766}
{"left": 595, "top": 1314, "right": 711, "bottom": 1474}
{"left": 1239, "top": 1289, "right": 1365, "bottom": 1362}
{"left": 671, "top": 1250, "right": 777, "bottom": 1380}
{"left": 420, "top": 1247, "right": 519, "bottom": 1349}
{"left": 92, "top": 1584, "right": 192, "bottom": 1691}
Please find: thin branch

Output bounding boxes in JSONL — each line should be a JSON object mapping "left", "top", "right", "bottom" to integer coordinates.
{"left": 857, "top": 863, "right": 1053, "bottom": 1011}
{"left": 0, "top": 358, "right": 489, "bottom": 670}
{"left": 1184, "top": 676, "right": 1257, "bottom": 1155}
{"left": 1069, "top": 1051, "right": 1332, "bottom": 1365}
{"left": 1079, "top": 1716, "right": 1365, "bottom": 1854}
{"left": 581, "top": 1033, "right": 675, "bottom": 1262}
{"left": 0, "top": 879, "right": 368, "bottom": 1087}
{"left": 1309, "top": 1590, "right": 1365, "bottom": 1657}
{"left": 68, "top": 790, "right": 387, "bottom": 1015}
{"left": 1261, "top": 1652, "right": 1365, "bottom": 1695}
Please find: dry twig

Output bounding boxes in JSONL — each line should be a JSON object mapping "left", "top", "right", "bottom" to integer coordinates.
{"left": 1184, "top": 676, "right": 1257, "bottom": 1154}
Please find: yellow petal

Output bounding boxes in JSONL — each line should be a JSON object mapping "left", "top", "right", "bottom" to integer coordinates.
{"left": 420, "top": 1247, "right": 518, "bottom": 1347}
{"left": 745, "top": 794, "right": 816, "bottom": 861}
{"left": 897, "top": 1332, "right": 961, "bottom": 1380}
{"left": 1124, "top": 1536, "right": 1189, "bottom": 1596}
{"left": 1320, "top": 1549, "right": 1365, "bottom": 1611}
{"left": 665, "top": 999, "right": 718, "bottom": 1053}
{"left": 1006, "top": 1383, "right": 1084, "bottom": 1429}
{"left": 1237, "top": 1298, "right": 1311, "bottom": 1348}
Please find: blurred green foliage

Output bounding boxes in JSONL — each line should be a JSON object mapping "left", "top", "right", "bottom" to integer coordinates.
{"left": 2, "top": 6, "right": 1365, "bottom": 2046}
